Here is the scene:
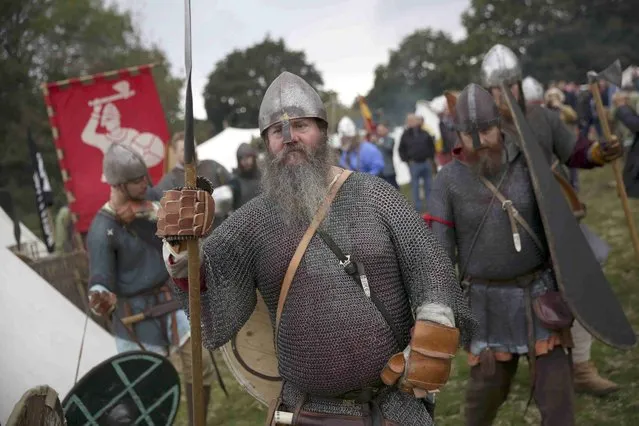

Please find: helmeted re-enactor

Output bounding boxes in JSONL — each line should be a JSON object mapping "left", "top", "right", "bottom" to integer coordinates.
{"left": 86, "top": 144, "right": 215, "bottom": 425}
{"left": 506, "top": 50, "right": 623, "bottom": 397}
{"left": 427, "top": 82, "right": 582, "bottom": 425}
{"left": 157, "top": 71, "right": 476, "bottom": 426}
{"left": 480, "top": 44, "right": 621, "bottom": 171}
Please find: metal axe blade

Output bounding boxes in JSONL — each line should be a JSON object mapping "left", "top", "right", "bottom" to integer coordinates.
{"left": 587, "top": 59, "right": 622, "bottom": 87}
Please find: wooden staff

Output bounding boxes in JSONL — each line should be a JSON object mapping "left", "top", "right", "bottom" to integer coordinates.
{"left": 588, "top": 63, "right": 639, "bottom": 261}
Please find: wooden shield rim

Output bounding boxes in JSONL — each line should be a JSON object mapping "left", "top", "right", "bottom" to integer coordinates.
{"left": 220, "top": 293, "right": 282, "bottom": 406}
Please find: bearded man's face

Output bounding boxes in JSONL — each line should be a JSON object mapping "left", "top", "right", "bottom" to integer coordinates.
{"left": 459, "top": 126, "right": 505, "bottom": 177}
{"left": 261, "top": 118, "right": 334, "bottom": 224}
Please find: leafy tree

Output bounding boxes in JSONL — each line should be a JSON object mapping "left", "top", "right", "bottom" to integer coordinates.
{"left": 365, "top": 0, "right": 639, "bottom": 127}
{"left": 366, "top": 30, "right": 471, "bottom": 126}
{"left": 203, "top": 36, "right": 323, "bottom": 132}
{"left": 0, "top": 0, "right": 182, "bottom": 233}
{"left": 462, "top": 0, "right": 639, "bottom": 83}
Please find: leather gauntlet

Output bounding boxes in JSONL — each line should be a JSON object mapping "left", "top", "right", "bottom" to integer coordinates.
{"left": 156, "top": 178, "right": 215, "bottom": 241}
{"left": 589, "top": 137, "right": 623, "bottom": 165}
{"left": 381, "top": 321, "right": 459, "bottom": 397}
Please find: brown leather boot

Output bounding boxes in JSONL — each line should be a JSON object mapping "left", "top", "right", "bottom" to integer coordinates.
{"left": 573, "top": 361, "right": 619, "bottom": 396}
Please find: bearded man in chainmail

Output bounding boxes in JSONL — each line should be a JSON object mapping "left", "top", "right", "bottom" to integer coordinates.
{"left": 486, "top": 46, "right": 622, "bottom": 400}
{"left": 156, "top": 71, "right": 476, "bottom": 426}
{"left": 426, "top": 82, "right": 581, "bottom": 425}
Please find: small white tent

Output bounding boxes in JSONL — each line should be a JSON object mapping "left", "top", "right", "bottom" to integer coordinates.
{"left": 0, "top": 208, "right": 116, "bottom": 423}
{"left": 0, "top": 208, "right": 48, "bottom": 255}
{"left": 197, "top": 127, "right": 261, "bottom": 172}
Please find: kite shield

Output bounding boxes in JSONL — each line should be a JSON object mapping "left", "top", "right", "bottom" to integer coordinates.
{"left": 62, "top": 351, "right": 180, "bottom": 426}
{"left": 501, "top": 82, "right": 636, "bottom": 349}
{"left": 220, "top": 292, "right": 282, "bottom": 407}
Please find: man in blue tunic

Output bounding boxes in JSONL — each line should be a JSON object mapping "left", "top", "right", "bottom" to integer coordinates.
{"left": 86, "top": 143, "right": 214, "bottom": 425}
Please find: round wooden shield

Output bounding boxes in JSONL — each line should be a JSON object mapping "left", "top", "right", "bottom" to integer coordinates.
{"left": 220, "top": 292, "right": 282, "bottom": 406}
{"left": 6, "top": 385, "right": 66, "bottom": 426}
{"left": 62, "top": 351, "right": 180, "bottom": 426}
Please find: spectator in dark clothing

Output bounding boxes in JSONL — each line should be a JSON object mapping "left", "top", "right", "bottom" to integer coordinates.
{"left": 398, "top": 114, "right": 436, "bottom": 213}
{"left": 576, "top": 89, "right": 594, "bottom": 139}
{"left": 229, "top": 143, "right": 262, "bottom": 210}
{"left": 561, "top": 81, "right": 578, "bottom": 110}
{"left": 614, "top": 92, "right": 639, "bottom": 198}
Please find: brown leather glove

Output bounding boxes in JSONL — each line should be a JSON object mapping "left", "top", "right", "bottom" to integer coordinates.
{"left": 381, "top": 321, "right": 459, "bottom": 398}
{"left": 156, "top": 188, "right": 215, "bottom": 240}
{"left": 589, "top": 136, "right": 623, "bottom": 165}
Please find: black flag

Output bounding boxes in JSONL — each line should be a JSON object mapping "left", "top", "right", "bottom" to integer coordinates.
{"left": 27, "top": 128, "right": 55, "bottom": 253}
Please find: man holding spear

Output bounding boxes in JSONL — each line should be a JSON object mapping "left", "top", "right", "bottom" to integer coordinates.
{"left": 156, "top": 69, "right": 476, "bottom": 425}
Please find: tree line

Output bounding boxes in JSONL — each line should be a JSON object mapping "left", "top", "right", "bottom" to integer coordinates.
{"left": 2, "top": 0, "right": 637, "bottom": 234}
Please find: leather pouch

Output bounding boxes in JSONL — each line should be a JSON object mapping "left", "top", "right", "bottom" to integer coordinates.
{"left": 532, "top": 291, "right": 574, "bottom": 330}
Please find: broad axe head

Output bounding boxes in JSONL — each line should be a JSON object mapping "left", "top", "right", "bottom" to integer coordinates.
{"left": 587, "top": 59, "right": 622, "bottom": 87}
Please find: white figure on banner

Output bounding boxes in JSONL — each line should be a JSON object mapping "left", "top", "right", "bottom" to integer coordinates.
{"left": 81, "top": 80, "right": 165, "bottom": 181}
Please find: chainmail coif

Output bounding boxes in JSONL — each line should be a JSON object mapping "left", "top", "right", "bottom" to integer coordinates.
{"left": 172, "top": 172, "right": 476, "bottom": 425}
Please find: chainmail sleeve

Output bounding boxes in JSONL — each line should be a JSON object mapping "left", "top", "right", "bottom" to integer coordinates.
{"left": 372, "top": 178, "right": 475, "bottom": 346}
{"left": 427, "top": 168, "right": 457, "bottom": 263}
{"left": 171, "top": 200, "right": 260, "bottom": 350}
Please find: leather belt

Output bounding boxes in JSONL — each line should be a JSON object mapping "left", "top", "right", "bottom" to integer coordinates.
{"left": 467, "top": 263, "right": 550, "bottom": 287}
{"left": 334, "top": 386, "right": 385, "bottom": 403}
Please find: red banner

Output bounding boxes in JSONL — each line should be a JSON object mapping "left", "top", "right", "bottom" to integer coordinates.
{"left": 42, "top": 65, "right": 169, "bottom": 232}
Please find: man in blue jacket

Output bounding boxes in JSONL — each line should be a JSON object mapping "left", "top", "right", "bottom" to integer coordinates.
{"left": 337, "top": 116, "right": 385, "bottom": 176}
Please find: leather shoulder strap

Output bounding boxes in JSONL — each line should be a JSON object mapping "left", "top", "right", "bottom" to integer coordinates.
{"left": 275, "top": 168, "right": 353, "bottom": 337}
{"left": 478, "top": 175, "right": 544, "bottom": 251}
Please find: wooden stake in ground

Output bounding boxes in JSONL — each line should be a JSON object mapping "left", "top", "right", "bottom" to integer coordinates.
{"left": 183, "top": 0, "right": 205, "bottom": 424}
{"left": 587, "top": 60, "right": 639, "bottom": 262}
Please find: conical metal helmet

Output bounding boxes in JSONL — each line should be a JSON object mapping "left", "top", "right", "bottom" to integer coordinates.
{"left": 480, "top": 44, "right": 522, "bottom": 88}
{"left": 103, "top": 143, "right": 149, "bottom": 185}
{"left": 455, "top": 83, "right": 501, "bottom": 149}
{"left": 522, "top": 76, "right": 544, "bottom": 103}
{"left": 258, "top": 72, "right": 327, "bottom": 139}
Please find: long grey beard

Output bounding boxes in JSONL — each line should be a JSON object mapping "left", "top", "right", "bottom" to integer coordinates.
{"left": 261, "top": 141, "right": 333, "bottom": 225}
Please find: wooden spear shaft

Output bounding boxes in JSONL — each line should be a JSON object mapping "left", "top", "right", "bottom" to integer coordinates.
{"left": 183, "top": 0, "right": 205, "bottom": 424}
{"left": 589, "top": 83, "right": 639, "bottom": 261}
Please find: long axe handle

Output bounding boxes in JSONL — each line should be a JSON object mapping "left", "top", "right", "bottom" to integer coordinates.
{"left": 589, "top": 83, "right": 639, "bottom": 261}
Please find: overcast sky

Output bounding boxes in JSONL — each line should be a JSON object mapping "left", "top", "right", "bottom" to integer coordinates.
{"left": 112, "top": 0, "right": 470, "bottom": 119}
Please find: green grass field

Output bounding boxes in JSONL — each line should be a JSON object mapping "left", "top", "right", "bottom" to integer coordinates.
{"left": 174, "top": 165, "right": 639, "bottom": 425}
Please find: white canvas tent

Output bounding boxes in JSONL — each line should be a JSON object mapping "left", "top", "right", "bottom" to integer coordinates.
{"left": 197, "top": 127, "right": 261, "bottom": 172}
{"left": 0, "top": 208, "right": 116, "bottom": 423}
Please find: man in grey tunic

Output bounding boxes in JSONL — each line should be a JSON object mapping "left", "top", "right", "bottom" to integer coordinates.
{"left": 157, "top": 71, "right": 476, "bottom": 426}
{"left": 86, "top": 144, "right": 215, "bottom": 425}
{"left": 428, "top": 83, "right": 579, "bottom": 425}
